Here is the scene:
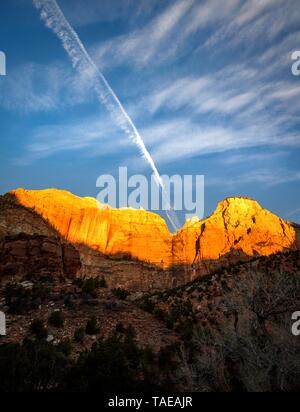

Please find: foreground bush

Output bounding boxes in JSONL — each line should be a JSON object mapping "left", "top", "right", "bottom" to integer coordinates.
{"left": 0, "top": 327, "right": 170, "bottom": 392}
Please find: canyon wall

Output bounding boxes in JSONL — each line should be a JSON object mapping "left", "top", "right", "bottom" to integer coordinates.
{"left": 0, "top": 196, "right": 81, "bottom": 279}
{"left": 0, "top": 188, "right": 297, "bottom": 290}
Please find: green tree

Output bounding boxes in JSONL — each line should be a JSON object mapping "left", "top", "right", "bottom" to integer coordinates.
{"left": 48, "top": 310, "right": 65, "bottom": 328}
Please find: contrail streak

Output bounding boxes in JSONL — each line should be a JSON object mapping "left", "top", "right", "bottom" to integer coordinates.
{"left": 33, "top": 0, "right": 180, "bottom": 231}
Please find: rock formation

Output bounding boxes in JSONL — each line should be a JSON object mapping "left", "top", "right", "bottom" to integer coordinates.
{"left": 172, "top": 197, "right": 296, "bottom": 265}
{"left": 0, "top": 188, "right": 297, "bottom": 290}
{"left": 8, "top": 188, "right": 172, "bottom": 268}
{"left": 0, "top": 195, "right": 81, "bottom": 279}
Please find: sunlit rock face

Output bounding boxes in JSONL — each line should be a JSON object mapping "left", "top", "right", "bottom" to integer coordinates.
{"left": 9, "top": 188, "right": 173, "bottom": 268}
{"left": 8, "top": 189, "right": 297, "bottom": 271}
{"left": 172, "top": 197, "right": 296, "bottom": 265}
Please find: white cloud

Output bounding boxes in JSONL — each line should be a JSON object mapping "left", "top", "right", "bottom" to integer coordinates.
{"left": 234, "top": 0, "right": 282, "bottom": 26}
{"left": 140, "top": 118, "right": 300, "bottom": 164}
{"left": 141, "top": 60, "right": 300, "bottom": 123}
{"left": 9, "top": 0, "right": 300, "bottom": 189}
{"left": 62, "top": 0, "right": 160, "bottom": 27}
{"left": 257, "top": 30, "right": 300, "bottom": 71}
{"left": 16, "top": 115, "right": 131, "bottom": 165}
{"left": 222, "top": 151, "right": 288, "bottom": 165}
{"left": 205, "top": 0, "right": 299, "bottom": 51}
{"left": 0, "top": 62, "right": 93, "bottom": 113}
{"left": 145, "top": 76, "right": 212, "bottom": 114}
{"left": 92, "top": 0, "right": 194, "bottom": 69}
{"left": 88, "top": 0, "right": 300, "bottom": 73}
{"left": 207, "top": 168, "right": 300, "bottom": 188}
{"left": 183, "top": 0, "right": 241, "bottom": 36}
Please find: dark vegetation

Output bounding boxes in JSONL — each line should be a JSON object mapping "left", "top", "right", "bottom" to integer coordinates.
{"left": 0, "top": 324, "right": 177, "bottom": 392}
{"left": 48, "top": 310, "right": 65, "bottom": 328}
{"left": 111, "top": 287, "right": 130, "bottom": 300}
{"left": 136, "top": 250, "right": 300, "bottom": 391}
{"left": 73, "top": 276, "right": 107, "bottom": 297}
{"left": 85, "top": 316, "right": 100, "bottom": 335}
{"left": 0, "top": 250, "right": 299, "bottom": 392}
{"left": 5, "top": 282, "right": 49, "bottom": 314}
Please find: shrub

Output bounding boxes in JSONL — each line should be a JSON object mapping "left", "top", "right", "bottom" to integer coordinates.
{"left": 5, "top": 284, "right": 31, "bottom": 314}
{"left": 63, "top": 334, "right": 159, "bottom": 392}
{"left": 64, "top": 294, "right": 75, "bottom": 309}
{"left": 82, "top": 278, "right": 99, "bottom": 296}
{"left": 153, "top": 307, "right": 166, "bottom": 321}
{"left": 85, "top": 317, "right": 99, "bottom": 335}
{"left": 29, "top": 319, "right": 48, "bottom": 340}
{"left": 0, "top": 333, "right": 170, "bottom": 392}
{"left": 48, "top": 311, "right": 65, "bottom": 328}
{"left": 74, "top": 327, "right": 85, "bottom": 343}
{"left": 98, "top": 276, "right": 107, "bottom": 288}
{"left": 111, "top": 288, "right": 129, "bottom": 300}
{"left": 158, "top": 344, "right": 179, "bottom": 372}
{"left": 81, "top": 276, "right": 107, "bottom": 296}
{"left": 5, "top": 282, "right": 49, "bottom": 314}
{"left": 115, "top": 323, "right": 136, "bottom": 340}
{"left": 0, "top": 339, "right": 71, "bottom": 392}
{"left": 143, "top": 346, "right": 155, "bottom": 364}
{"left": 115, "top": 322, "right": 126, "bottom": 334}
{"left": 125, "top": 324, "right": 136, "bottom": 340}
{"left": 139, "top": 297, "right": 155, "bottom": 313}
{"left": 56, "top": 338, "right": 73, "bottom": 356}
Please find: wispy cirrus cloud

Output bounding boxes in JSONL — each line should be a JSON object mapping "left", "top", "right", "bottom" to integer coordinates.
{"left": 205, "top": 0, "right": 298, "bottom": 50}
{"left": 257, "top": 30, "right": 300, "bottom": 74}
{"left": 0, "top": 62, "right": 93, "bottom": 113}
{"left": 208, "top": 168, "right": 300, "bottom": 188}
{"left": 144, "top": 74, "right": 257, "bottom": 117}
{"left": 15, "top": 115, "right": 130, "bottom": 165}
{"left": 140, "top": 118, "right": 300, "bottom": 164}
{"left": 221, "top": 151, "right": 289, "bottom": 165}
{"left": 92, "top": 0, "right": 194, "bottom": 69}
{"left": 90, "top": 0, "right": 300, "bottom": 72}
{"left": 180, "top": 0, "right": 241, "bottom": 38}
{"left": 7, "top": 0, "right": 300, "bottom": 202}
{"left": 139, "top": 60, "right": 300, "bottom": 140}
{"left": 62, "top": 0, "right": 161, "bottom": 27}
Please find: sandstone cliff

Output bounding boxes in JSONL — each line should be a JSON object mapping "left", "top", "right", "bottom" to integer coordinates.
{"left": 0, "top": 188, "right": 297, "bottom": 290}
{"left": 8, "top": 189, "right": 297, "bottom": 265}
{"left": 172, "top": 197, "right": 296, "bottom": 265}
{"left": 8, "top": 188, "right": 172, "bottom": 268}
{"left": 0, "top": 195, "right": 81, "bottom": 279}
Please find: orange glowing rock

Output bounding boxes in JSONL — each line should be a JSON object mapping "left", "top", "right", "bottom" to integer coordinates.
{"left": 9, "top": 189, "right": 297, "bottom": 268}
{"left": 10, "top": 188, "right": 173, "bottom": 267}
{"left": 172, "top": 197, "right": 296, "bottom": 265}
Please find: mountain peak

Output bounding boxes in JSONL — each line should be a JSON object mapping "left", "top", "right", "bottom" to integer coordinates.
{"left": 3, "top": 188, "right": 298, "bottom": 273}
{"left": 216, "top": 196, "right": 261, "bottom": 212}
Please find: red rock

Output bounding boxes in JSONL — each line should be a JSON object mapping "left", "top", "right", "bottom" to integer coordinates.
{"left": 9, "top": 189, "right": 297, "bottom": 269}
{"left": 0, "top": 188, "right": 297, "bottom": 290}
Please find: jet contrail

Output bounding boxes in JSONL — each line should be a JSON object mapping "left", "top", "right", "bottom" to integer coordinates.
{"left": 33, "top": 0, "right": 180, "bottom": 231}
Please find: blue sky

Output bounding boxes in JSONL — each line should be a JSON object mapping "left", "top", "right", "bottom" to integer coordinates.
{"left": 0, "top": 0, "right": 300, "bottom": 229}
